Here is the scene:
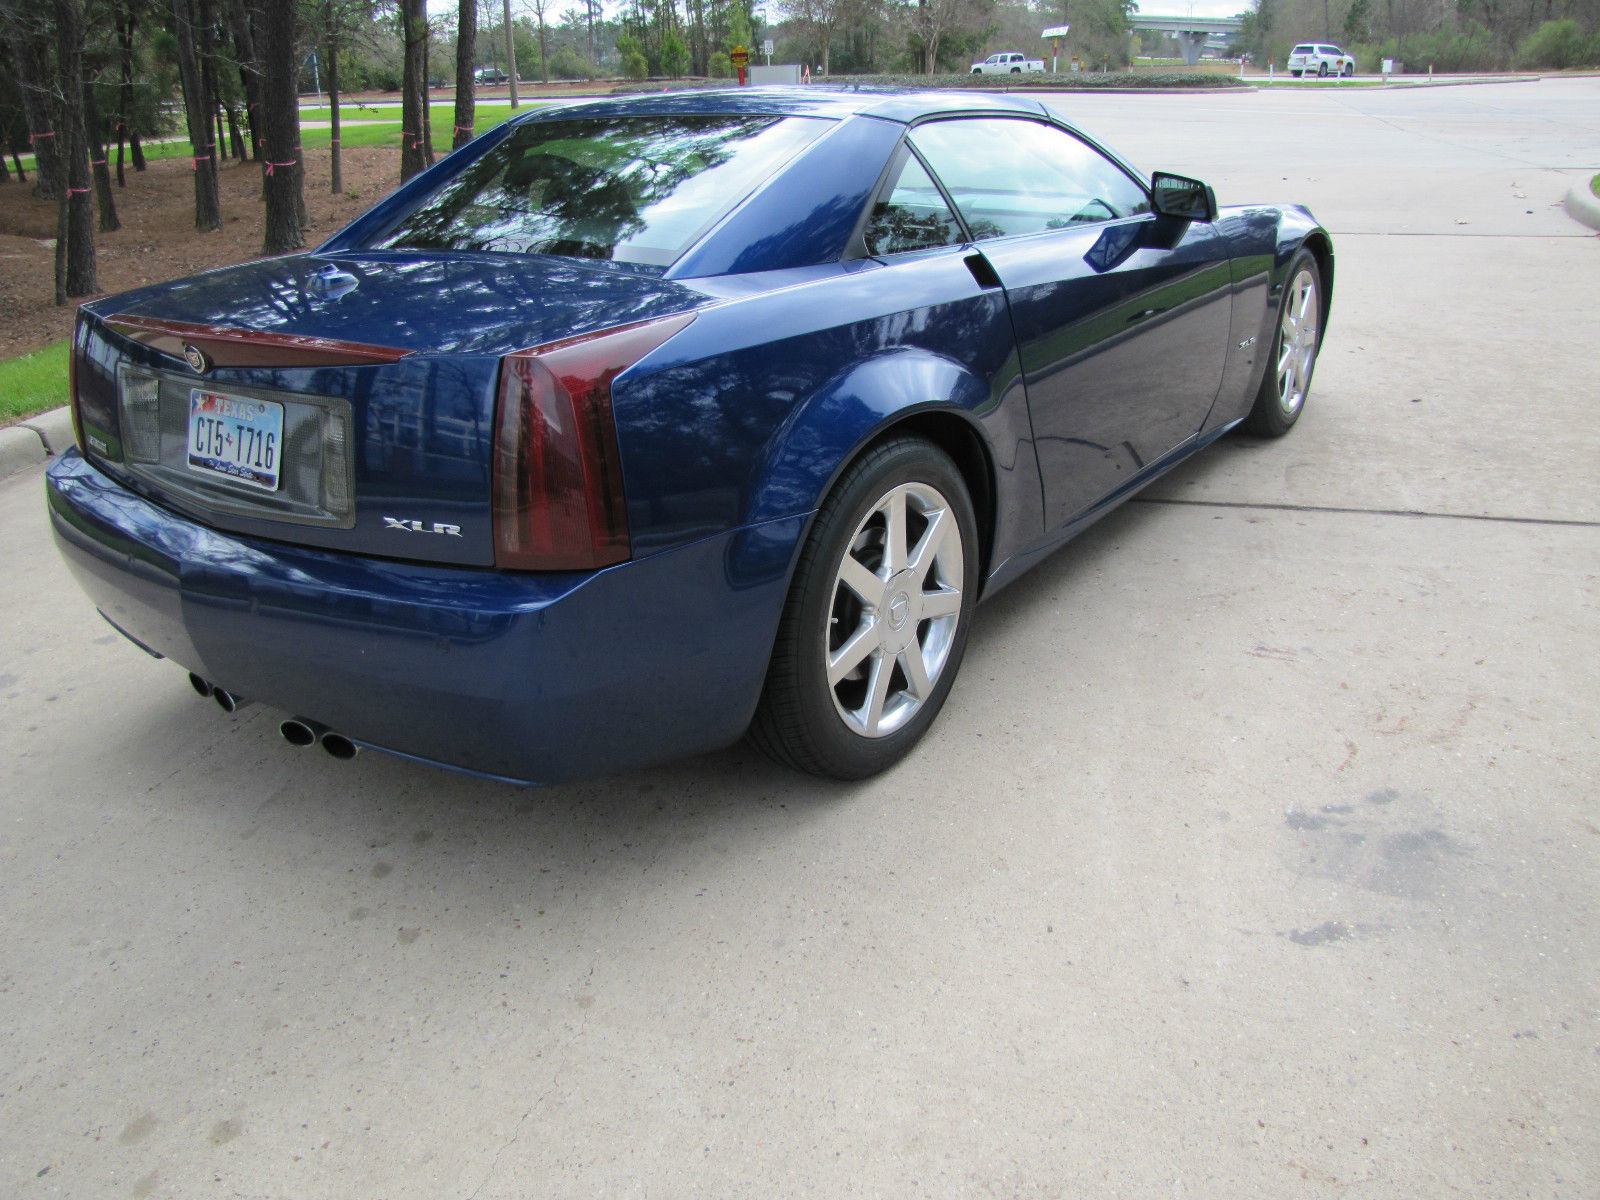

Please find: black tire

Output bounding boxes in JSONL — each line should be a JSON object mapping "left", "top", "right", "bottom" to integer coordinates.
{"left": 1318, "top": 61, "right": 1329, "bottom": 76}
{"left": 1011, "top": 67, "right": 1021, "bottom": 73}
{"left": 1343, "top": 63, "right": 1354, "bottom": 76}
{"left": 972, "top": 68, "right": 982, "bottom": 74}
{"left": 1243, "top": 249, "right": 1323, "bottom": 438}
{"left": 749, "top": 437, "right": 980, "bottom": 779}
{"left": 1291, "top": 69, "right": 1302, "bottom": 77}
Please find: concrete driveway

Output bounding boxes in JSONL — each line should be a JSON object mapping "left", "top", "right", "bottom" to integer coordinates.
{"left": 2, "top": 78, "right": 1597, "bottom": 1199}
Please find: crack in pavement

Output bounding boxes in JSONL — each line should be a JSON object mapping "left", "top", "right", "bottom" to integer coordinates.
{"left": 1133, "top": 496, "right": 1600, "bottom": 528}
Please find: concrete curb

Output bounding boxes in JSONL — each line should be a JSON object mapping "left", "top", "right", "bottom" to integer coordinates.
{"left": 1565, "top": 177, "right": 1600, "bottom": 232}
{"left": 0, "top": 407, "right": 74, "bottom": 485}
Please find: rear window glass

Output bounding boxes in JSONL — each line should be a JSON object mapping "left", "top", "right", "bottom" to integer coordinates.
{"left": 368, "top": 114, "right": 830, "bottom": 268}
{"left": 1292, "top": 44, "right": 1315, "bottom": 53}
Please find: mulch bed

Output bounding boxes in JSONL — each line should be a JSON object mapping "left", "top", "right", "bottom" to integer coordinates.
{"left": 0, "top": 145, "right": 406, "bottom": 361}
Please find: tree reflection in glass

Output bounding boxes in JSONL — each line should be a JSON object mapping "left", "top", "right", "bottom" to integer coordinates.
{"left": 370, "top": 115, "right": 831, "bottom": 269}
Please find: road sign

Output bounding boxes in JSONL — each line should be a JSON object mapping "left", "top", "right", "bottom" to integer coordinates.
{"left": 731, "top": 45, "right": 749, "bottom": 66}
{"left": 1041, "top": 24, "right": 1070, "bottom": 37}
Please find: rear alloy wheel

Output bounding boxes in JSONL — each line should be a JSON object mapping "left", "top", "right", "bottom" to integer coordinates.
{"left": 1243, "top": 249, "right": 1323, "bottom": 437}
{"left": 750, "top": 437, "right": 978, "bottom": 779}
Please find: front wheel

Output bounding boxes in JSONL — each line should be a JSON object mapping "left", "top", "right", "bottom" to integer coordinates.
{"left": 1242, "top": 249, "right": 1323, "bottom": 438}
{"left": 1343, "top": 63, "right": 1354, "bottom": 76}
{"left": 749, "top": 438, "right": 979, "bottom": 779}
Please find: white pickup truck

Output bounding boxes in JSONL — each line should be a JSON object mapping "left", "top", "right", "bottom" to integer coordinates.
{"left": 970, "top": 52, "right": 1045, "bottom": 75}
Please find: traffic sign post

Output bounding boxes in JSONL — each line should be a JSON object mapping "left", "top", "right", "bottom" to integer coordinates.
{"left": 1042, "top": 24, "right": 1069, "bottom": 73}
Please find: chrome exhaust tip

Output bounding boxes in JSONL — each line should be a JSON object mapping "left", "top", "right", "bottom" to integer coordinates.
{"left": 320, "top": 732, "right": 360, "bottom": 761}
{"left": 188, "top": 672, "right": 213, "bottom": 699}
{"left": 279, "top": 717, "right": 328, "bottom": 748}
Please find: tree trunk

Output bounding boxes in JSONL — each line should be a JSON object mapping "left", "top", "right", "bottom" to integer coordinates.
{"left": 327, "top": 34, "right": 342, "bottom": 192}
{"left": 13, "top": 26, "right": 63, "bottom": 200}
{"left": 399, "top": 0, "right": 429, "bottom": 180}
{"left": 503, "top": 0, "right": 518, "bottom": 109}
{"left": 259, "top": 0, "right": 303, "bottom": 252}
{"left": 452, "top": 0, "right": 476, "bottom": 149}
{"left": 421, "top": 35, "right": 435, "bottom": 164}
{"left": 172, "top": 0, "right": 222, "bottom": 230}
{"left": 225, "top": 103, "right": 246, "bottom": 159}
{"left": 197, "top": 0, "right": 227, "bottom": 166}
{"left": 81, "top": 61, "right": 120, "bottom": 232}
{"left": 115, "top": 1, "right": 136, "bottom": 185}
{"left": 222, "top": 0, "right": 263, "bottom": 163}
{"left": 54, "top": 0, "right": 97, "bottom": 297}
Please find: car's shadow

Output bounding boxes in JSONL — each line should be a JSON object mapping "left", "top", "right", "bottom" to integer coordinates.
{"left": 110, "top": 432, "right": 1250, "bottom": 912}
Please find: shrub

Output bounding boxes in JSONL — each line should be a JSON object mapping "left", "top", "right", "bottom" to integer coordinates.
{"left": 708, "top": 52, "right": 732, "bottom": 79}
{"left": 1515, "top": 19, "right": 1600, "bottom": 69}
{"left": 547, "top": 48, "right": 598, "bottom": 80}
{"left": 622, "top": 51, "right": 648, "bottom": 81}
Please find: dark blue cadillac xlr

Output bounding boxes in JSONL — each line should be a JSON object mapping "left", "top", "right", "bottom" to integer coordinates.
{"left": 45, "top": 88, "right": 1332, "bottom": 783}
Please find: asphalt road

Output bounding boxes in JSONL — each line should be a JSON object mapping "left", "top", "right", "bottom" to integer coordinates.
{"left": 2, "top": 78, "right": 1597, "bottom": 1199}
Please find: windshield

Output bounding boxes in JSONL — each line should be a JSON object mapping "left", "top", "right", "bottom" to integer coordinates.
{"left": 368, "top": 114, "right": 831, "bottom": 268}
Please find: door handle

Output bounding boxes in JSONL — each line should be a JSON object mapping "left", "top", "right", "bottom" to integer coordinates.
{"left": 964, "top": 253, "right": 1002, "bottom": 290}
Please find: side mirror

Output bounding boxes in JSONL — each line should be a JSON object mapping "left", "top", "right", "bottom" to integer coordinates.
{"left": 1150, "top": 172, "right": 1218, "bottom": 223}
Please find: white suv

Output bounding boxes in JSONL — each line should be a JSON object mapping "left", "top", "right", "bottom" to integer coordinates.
{"left": 1287, "top": 43, "right": 1356, "bottom": 77}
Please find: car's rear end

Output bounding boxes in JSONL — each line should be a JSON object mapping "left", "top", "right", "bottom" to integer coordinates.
{"left": 1287, "top": 44, "right": 1318, "bottom": 75}
{"left": 45, "top": 103, "right": 857, "bottom": 782}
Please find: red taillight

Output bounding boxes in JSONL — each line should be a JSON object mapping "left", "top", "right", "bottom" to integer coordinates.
{"left": 69, "top": 315, "right": 85, "bottom": 454}
{"left": 491, "top": 312, "right": 695, "bottom": 572}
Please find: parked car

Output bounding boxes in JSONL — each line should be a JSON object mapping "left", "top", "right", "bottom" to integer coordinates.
{"left": 474, "top": 67, "right": 509, "bottom": 84}
{"left": 971, "top": 52, "right": 1045, "bottom": 74}
{"left": 1287, "top": 43, "right": 1356, "bottom": 76}
{"left": 47, "top": 88, "right": 1333, "bottom": 784}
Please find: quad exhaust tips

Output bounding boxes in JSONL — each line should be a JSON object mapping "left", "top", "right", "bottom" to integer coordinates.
{"left": 280, "top": 717, "right": 361, "bottom": 760}
{"left": 191, "top": 673, "right": 357, "bottom": 760}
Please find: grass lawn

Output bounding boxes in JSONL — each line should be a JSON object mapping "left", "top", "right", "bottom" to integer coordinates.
{"left": 11, "top": 103, "right": 532, "bottom": 172}
{"left": 1592, "top": 173, "right": 1599, "bottom": 198}
{"left": 0, "top": 341, "right": 71, "bottom": 426}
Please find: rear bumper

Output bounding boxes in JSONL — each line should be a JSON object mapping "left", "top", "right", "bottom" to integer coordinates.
{"left": 47, "top": 450, "right": 804, "bottom": 783}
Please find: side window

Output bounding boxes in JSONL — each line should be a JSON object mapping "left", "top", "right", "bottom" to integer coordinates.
{"left": 861, "top": 150, "right": 963, "bottom": 257}
{"left": 909, "top": 118, "right": 1149, "bottom": 241}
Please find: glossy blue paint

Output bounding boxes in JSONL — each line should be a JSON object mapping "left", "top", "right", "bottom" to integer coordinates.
{"left": 666, "top": 115, "right": 902, "bottom": 279}
{"left": 615, "top": 244, "right": 1039, "bottom": 563}
{"left": 49, "top": 450, "right": 802, "bottom": 783}
{"left": 44, "top": 87, "right": 1335, "bottom": 784}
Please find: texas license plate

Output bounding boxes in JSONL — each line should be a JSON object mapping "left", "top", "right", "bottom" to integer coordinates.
{"left": 186, "top": 389, "right": 283, "bottom": 492}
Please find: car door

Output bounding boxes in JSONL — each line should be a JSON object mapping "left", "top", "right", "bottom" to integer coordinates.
{"left": 909, "top": 116, "right": 1233, "bottom": 532}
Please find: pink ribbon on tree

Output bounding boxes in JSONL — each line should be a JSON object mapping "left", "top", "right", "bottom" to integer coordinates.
{"left": 264, "top": 160, "right": 297, "bottom": 175}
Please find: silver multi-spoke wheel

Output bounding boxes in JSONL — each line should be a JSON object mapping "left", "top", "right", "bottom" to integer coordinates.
{"left": 1244, "top": 249, "right": 1323, "bottom": 438}
{"left": 1275, "top": 267, "right": 1320, "bottom": 418}
{"left": 750, "top": 438, "right": 978, "bottom": 779}
{"left": 826, "top": 481, "right": 964, "bottom": 738}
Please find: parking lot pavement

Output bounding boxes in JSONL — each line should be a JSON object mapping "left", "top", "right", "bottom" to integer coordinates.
{"left": 2, "top": 79, "right": 1597, "bottom": 1199}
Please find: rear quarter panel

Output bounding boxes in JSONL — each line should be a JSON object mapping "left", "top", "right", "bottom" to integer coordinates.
{"left": 612, "top": 249, "right": 1043, "bottom": 575}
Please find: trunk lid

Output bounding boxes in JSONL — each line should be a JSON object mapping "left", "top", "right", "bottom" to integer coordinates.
{"left": 75, "top": 252, "right": 713, "bottom": 568}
